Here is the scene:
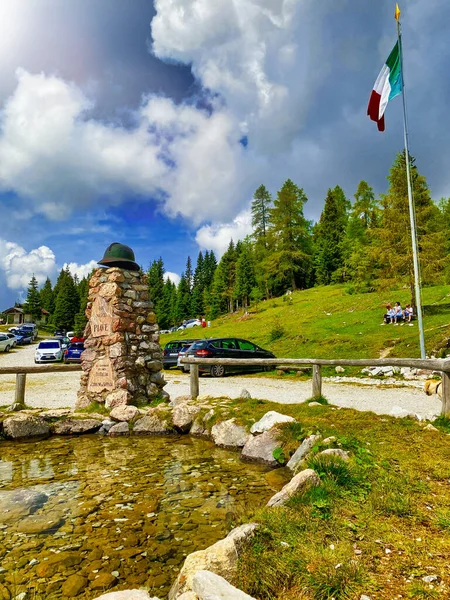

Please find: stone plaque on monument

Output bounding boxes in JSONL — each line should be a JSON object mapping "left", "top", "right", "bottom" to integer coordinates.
{"left": 88, "top": 357, "right": 115, "bottom": 393}
{"left": 91, "top": 295, "right": 114, "bottom": 338}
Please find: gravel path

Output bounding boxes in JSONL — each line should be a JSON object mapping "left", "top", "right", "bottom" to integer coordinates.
{"left": 0, "top": 344, "right": 441, "bottom": 419}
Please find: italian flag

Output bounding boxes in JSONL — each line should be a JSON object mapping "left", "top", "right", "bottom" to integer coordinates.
{"left": 367, "top": 41, "right": 402, "bottom": 132}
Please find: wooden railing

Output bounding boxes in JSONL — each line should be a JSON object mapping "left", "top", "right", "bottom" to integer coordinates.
{"left": 0, "top": 365, "right": 82, "bottom": 408}
{"left": 181, "top": 357, "right": 450, "bottom": 417}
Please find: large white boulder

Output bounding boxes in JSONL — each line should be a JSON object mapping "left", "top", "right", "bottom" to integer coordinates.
{"left": 267, "top": 469, "right": 320, "bottom": 507}
{"left": 211, "top": 419, "right": 250, "bottom": 448}
{"left": 286, "top": 434, "right": 321, "bottom": 471}
{"left": 193, "top": 570, "right": 256, "bottom": 599}
{"left": 168, "top": 524, "right": 258, "bottom": 598}
{"left": 250, "top": 411, "right": 295, "bottom": 434}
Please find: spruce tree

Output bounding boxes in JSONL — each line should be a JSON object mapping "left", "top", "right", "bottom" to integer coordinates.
{"left": 266, "top": 179, "right": 313, "bottom": 292}
{"left": 191, "top": 252, "right": 205, "bottom": 316}
{"left": 314, "top": 185, "right": 349, "bottom": 285}
{"left": 175, "top": 274, "right": 191, "bottom": 322}
{"left": 374, "top": 151, "right": 448, "bottom": 297}
{"left": 39, "top": 277, "right": 55, "bottom": 316}
{"left": 24, "top": 275, "right": 42, "bottom": 323}
{"left": 234, "top": 242, "right": 256, "bottom": 309}
{"left": 53, "top": 271, "right": 79, "bottom": 330}
{"left": 147, "top": 258, "right": 166, "bottom": 326}
{"left": 251, "top": 184, "right": 272, "bottom": 247}
{"left": 74, "top": 277, "right": 89, "bottom": 334}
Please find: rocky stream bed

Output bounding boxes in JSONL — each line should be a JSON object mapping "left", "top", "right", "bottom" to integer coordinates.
{"left": 0, "top": 435, "right": 278, "bottom": 599}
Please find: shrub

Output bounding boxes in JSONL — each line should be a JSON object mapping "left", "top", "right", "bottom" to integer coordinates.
{"left": 270, "top": 318, "right": 285, "bottom": 341}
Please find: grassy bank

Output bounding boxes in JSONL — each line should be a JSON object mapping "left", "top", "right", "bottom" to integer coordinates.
{"left": 211, "top": 397, "right": 450, "bottom": 599}
{"left": 160, "top": 284, "right": 450, "bottom": 361}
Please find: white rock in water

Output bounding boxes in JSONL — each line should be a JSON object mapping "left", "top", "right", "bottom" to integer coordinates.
{"left": 211, "top": 419, "right": 250, "bottom": 449}
{"left": 193, "top": 570, "right": 256, "bottom": 599}
{"left": 250, "top": 411, "right": 295, "bottom": 434}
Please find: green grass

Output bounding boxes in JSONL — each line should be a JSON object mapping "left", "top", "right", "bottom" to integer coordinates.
{"left": 160, "top": 283, "right": 450, "bottom": 362}
{"left": 199, "top": 396, "right": 450, "bottom": 600}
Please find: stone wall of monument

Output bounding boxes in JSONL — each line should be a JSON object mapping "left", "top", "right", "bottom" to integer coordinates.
{"left": 76, "top": 267, "right": 165, "bottom": 409}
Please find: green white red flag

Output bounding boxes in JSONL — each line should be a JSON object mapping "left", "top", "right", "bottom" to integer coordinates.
{"left": 367, "top": 41, "right": 402, "bottom": 132}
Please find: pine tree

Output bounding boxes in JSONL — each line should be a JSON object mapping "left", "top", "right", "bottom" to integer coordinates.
{"left": 266, "top": 179, "right": 313, "bottom": 293}
{"left": 175, "top": 274, "right": 191, "bottom": 322}
{"left": 191, "top": 252, "right": 205, "bottom": 317}
{"left": 340, "top": 181, "right": 379, "bottom": 290}
{"left": 53, "top": 271, "right": 80, "bottom": 331}
{"left": 234, "top": 242, "right": 256, "bottom": 309}
{"left": 374, "top": 151, "right": 448, "bottom": 298}
{"left": 24, "top": 275, "right": 42, "bottom": 323}
{"left": 39, "top": 277, "right": 55, "bottom": 316}
{"left": 185, "top": 257, "right": 193, "bottom": 293}
{"left": 314, "top": 185, "right": 349, "bottom": 285}
{"left": 251, "top": 184, "right": 272, "bottom": 246}
{"left": 73, "top": 277, "right": 89, "bottom": 334}
{"left": 147, "top": 258, "right": 166, "bottom": 326}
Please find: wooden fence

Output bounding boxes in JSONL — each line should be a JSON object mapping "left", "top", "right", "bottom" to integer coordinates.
{"left": 181, "top": 357, "right": 450, "bottom": 417}
{"left": 0, "top": 364, "right": 82, "bottom": 407}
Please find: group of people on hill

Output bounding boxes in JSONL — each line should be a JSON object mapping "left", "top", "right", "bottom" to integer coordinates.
{"left": 383, "top": 302, "right": 414, "bottom": 325}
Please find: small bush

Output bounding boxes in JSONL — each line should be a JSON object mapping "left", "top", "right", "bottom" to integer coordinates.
{"left": 269, "top": 318, "right": 285, "bottom": 341}
{"left": 304, "top": 551, "right": 367, "bottom": 599}
{"left": 433, "top": 416, "right": 450, "bottom": 434}
{"left": 307, "top": 454, "right": 356, "bottom": 488}
{"left": 436, "top": 509, "right": 450, "bottom": 531}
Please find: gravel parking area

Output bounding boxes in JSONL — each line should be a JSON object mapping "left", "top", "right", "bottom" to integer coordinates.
{"left": 0, "top": 344, "right": 441, "bottom": 419}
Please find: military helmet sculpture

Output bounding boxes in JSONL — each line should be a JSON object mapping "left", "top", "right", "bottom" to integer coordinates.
{"left": 98, "top": 242, "right": 140, "bottom": 271}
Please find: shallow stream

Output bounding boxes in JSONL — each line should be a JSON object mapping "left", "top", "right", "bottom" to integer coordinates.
{"left": 0, "top": 435, "right": 278, "bottom": 599}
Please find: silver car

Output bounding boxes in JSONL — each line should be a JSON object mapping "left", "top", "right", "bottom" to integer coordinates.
{"left": 0, "top": 333, "right": 12, "bottom": 352}
{"left": 35, "top": 340, "right": 63, "bottom": 363}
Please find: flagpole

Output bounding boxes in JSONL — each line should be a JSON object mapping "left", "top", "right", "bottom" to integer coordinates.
{"left": 396, "top": 9, "right": 426, "bottom": 359}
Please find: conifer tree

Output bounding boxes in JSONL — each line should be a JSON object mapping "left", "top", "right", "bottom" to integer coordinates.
{"left": 374, "top": 151, "right": 448, "bottom": 297}
{"left": 147, "top": 258, "right": 166, "bottom": 326}
{"left": 234, "top": 242, "right": 256, "bottom": 309}
{"left": 266, "top": 179, "right": 313, "bottom": 293}
{"left": 53, "top": 270, "right": 79, "bottom": 330}
{"left": 39, "top": 277, "right": 55, "bottom": 316}
{"left": 175, "top": 274, "right": 191, "bottom": 322}
{"left": 251, "top": 184, "right": 272, "bottom": 247}
{"left": 191, "top": 252, "right": 205, "bottom": 316}
{"left": 24, "top": 275, "right": 42, "bottom": 323}
{"left": 74, "top": 277, "right": 89, "bottom": 333}
{"left": 314, "top": 185, "right": 349, "bottom": 285}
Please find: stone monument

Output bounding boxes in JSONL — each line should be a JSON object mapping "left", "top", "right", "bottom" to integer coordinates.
{"left": 76, "top": 243, "right": 166, "bottom": 409}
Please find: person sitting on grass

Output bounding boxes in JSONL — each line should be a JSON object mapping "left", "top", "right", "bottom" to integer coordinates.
{"left": 383, "top": 303, "right": 393, "bottom": 324}
{"left": 404, "top": 304, "right": 414, "bottom": 324}
{"left": 392, "top": 301, "right": 403, "bottom": 324}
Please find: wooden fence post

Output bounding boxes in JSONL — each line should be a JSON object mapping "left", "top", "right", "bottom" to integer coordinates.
{"left": 15, "top": 373, "right": 26, "bottom": 407}
{"left": 441, "top": 371, "right": 450, "bottom": 418}
{"left": 190, "top": 364, "right": 199, "bottom": 399}
{"left": 312, "top": 365, "right": 322, "bottom": 399}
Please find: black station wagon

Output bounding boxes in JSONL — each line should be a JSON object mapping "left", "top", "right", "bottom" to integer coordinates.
{"left": 184, "top": 337, "right": 275, "bottom": 377}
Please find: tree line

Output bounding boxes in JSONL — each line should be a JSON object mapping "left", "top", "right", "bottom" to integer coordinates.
{"left": 15, "top": 150, "right": 450, "bottom": 332}
{"left": 22, "top": 267, "right": 89, "bottom": 332}
{"left": 149, "top": 151, "right": 450, "bottom": 329}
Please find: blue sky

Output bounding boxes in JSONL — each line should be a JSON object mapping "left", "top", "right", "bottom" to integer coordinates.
{"left": 0, "top": 0, "right": 449, "bottom": 308}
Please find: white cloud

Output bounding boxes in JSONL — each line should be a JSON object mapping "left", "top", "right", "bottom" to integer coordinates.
{"left": 152, "top": 0, "right": 331, "bottom": 153}
{"left": 165, "top": 271, "right": 181, "bottom": 286}
{"left": 195, "top": 210, "right": 253, "bottom": 258}
{"left": 0, "top": 239, "right": 57, "bottom": 290}
{"left": 63, "top": 260, "right": 98, "bottom": 280}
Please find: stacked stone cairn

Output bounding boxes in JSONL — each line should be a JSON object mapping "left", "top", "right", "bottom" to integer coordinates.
{"left": 76, "top": 267, "right": 166, "bottom": 410}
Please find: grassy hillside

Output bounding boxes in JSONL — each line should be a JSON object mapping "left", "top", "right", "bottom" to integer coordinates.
{"left": 160, "top": 284, "right": 450, "bottom": 360}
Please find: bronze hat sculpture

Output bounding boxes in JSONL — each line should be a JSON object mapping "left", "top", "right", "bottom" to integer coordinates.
{"left": 98, "top": 242, "right": 140, "bottom": 271}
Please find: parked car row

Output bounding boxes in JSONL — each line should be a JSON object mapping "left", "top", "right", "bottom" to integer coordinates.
{"left": 163, "top": 337, "right": 275, "bottom": 377}
{"left": 35, "top": 338, "right": 85, "bottom": 364}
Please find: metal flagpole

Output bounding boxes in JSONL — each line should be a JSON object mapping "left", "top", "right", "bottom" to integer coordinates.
{"left": 396, "top": 5, "right": 426, "bottom": 359}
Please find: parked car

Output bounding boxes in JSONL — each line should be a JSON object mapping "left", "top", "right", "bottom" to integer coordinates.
{"left": 53, "top": 329, "right": 66, "bottom": 337}
{"left": 66, "top": 331, "right": 75, "bottom": 340}
{"left": 184, "top": 337, "right": 275, "bottom": 377}
{"left": 5, "top": 332, "right": 18, "bottom": 347}
{"left": 163, "top": 339, "right": 198, "bottom": 369}
{"left": 177, "top": 342, "right": 198, "bottom": 372}
{"left": 52, "top": 335, "right": 71, "bottom": 350}
{"left": 21, "top": 323, "right": 38, "bottom": 340}
{"left": 35, "top": 340, "right": 63, "bottom": 363}
{"left": 0, "top": 333, "right": 12, "bottom": 352}
{"left": 64, "top": 342, "right": 85, "bottom": 363}
{"left": 177, "top": 319, "right": 202, "bottom": 331}
{"left": 15, "top": 329, "right": 33, "bottom": 345}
